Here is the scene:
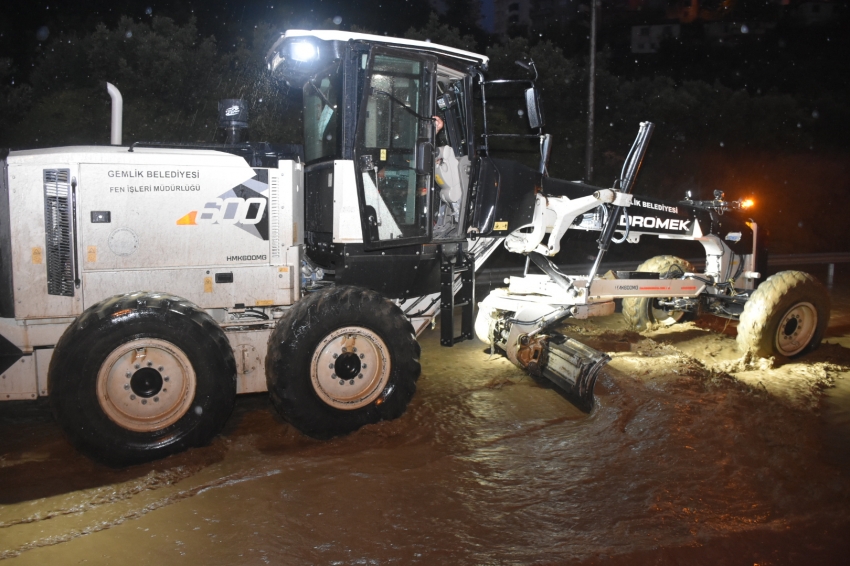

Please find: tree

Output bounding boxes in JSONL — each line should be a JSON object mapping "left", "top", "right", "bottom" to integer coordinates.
{"left": 0, "top": 16, "right": 301, "bottom": 148}
{"left": 0, "top": 59, "right": 32, "bottom": 143}
{"left": 404, "top": 13, "right": 478, "bottom": 52}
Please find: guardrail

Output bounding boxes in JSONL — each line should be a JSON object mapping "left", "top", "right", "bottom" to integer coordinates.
{"left": 767, "top": 252, "right": 850, "bottom": 267}
{"left": 476, "top": 252, "right": 850, "bottom": 288}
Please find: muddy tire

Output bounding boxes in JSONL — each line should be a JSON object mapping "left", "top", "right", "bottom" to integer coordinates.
{"left": 266, "top": 286, "right": 420, "bottom": 439}
{"left": 736, "top": 271, "right": 829, "bottom": 358}
{"left": 49, "top": 292, "right": 236, "bottom": 466}
{"left": 622, "top": 255, "right": 696, "bottom": 331}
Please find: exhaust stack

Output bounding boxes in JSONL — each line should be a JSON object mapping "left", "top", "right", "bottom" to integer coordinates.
{"left": 106, "top": 82, "right": 123, "bottom": 145}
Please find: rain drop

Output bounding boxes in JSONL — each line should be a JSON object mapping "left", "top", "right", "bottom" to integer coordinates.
{"left": 194, "top": 405, "right": 203, "bottom": 415}
{"left": 333, "top": 16, "right": 342, "bottom": 25}
{"left": 812, "top": 110, "right": 820, "bottom": 119}
{"left": 741, "top": 24, "right": 749, "bottom": 34}
{"left": 517, "top": 109, "right": 525, "bottom": 117}
{"left": 719, "top": 142, "right": 725, "bottom": 147}
{"left": 126, "top": 31, "right": 133, "bottom": 39}
{"left": 36, "top": 26, "right": 49, "bottom": 42}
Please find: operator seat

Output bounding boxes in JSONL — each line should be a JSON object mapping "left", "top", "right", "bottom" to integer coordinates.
{"left": 433, "top": 145, "right": 469, "bottom": 237}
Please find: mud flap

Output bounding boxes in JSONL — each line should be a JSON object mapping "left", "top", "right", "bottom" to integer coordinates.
{"left": 539, "top": 335, "right": 610, "bottom": 413}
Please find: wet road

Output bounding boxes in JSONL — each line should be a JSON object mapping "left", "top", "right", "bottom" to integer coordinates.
{"left": 2, "top": 268, "right": 850, "bottom": 565}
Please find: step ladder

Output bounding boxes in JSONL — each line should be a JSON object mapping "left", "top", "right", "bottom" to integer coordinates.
{"left": 440, "top": 249, "right": 475, "bottom": 346}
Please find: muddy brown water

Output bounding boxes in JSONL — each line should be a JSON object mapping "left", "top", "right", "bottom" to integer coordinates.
{"left": 2, "top": 271, "right": 850, "bottom": 564}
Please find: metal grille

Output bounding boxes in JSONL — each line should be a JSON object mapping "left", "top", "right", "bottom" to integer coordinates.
{"left": 0, "top": 159, "right": 15, "bottom": 317}
{"left": 269, "top": 170, "right": 280, "bottom": 261}
{"left": 43, "top": 169, "right": 75, "bottom": 296}
{"left": 305, "top": 165, "right": 334, "bottom": 233}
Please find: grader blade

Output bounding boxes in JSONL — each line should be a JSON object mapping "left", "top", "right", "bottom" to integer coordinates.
{"left": 540, "top": 336, "right": 610, "bottom": 413}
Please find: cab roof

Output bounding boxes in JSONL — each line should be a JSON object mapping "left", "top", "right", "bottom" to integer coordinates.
{"left": 270, "top": 29, "right": 489, "bottom": 71}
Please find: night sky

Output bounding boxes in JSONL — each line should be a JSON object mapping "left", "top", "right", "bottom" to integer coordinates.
{"left": 1, "top": 0, "right": 438, "bottom": 81}
{"left": 3, "top": 1, "right": 847, "bottom": 93}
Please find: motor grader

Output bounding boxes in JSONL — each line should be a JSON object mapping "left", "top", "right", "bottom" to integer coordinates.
{"left": 0, "top": 30, "right": 828, "bottom": 465}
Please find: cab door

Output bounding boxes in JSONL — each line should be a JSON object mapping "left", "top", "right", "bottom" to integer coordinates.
{"left": 354, "top": 47, "right": 436, "bottom": 249}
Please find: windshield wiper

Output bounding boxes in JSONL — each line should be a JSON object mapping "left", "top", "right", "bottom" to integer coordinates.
{"left": 308, "top": 79, "right": 335, "bottom": 109}
{"left": 372, "top": 89, "right": 431, "bottom": 121}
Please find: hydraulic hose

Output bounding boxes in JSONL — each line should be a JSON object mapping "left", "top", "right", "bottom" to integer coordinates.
{"left": 586, "top": 122, "right": 655, "bottom": 286}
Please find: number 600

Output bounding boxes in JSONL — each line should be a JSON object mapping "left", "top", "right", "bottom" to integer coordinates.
{"left": 197, "top": 197, "right": 266, "bottom": 225}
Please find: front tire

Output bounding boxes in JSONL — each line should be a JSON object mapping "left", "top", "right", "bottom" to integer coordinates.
{"left": 622, "top": 255, "right": 696, "bottom": 331}
{"left": 49, "top": 292, "right": 236, "bottom": 466}
{"left": 737, "top": 271, "right": 829, "bottom": 358}
{"left": 266, "top": 286, "right": 420, "bottom": 439}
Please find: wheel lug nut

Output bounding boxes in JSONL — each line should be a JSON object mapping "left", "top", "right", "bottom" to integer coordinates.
{"left": 142, "top": 399, "right": 147, "bottom": 405}
{"left": 349, "top": 380, "right": 354, "bottom": 385}
{"left": 333, "top": 353, "right": 338, "bottom": 359}
{"left": 130, "top": 395, "right": 136, "bottom": 400}
{"left": 329, "top": 363, "right": 334, "bottom": 369}
{"left": 353, "top": 348, "right": 357, "bottom": 353}
{"left": 134, "top": 364, "right": 140, "bottom": 369}
{"left": 158, "top": 366, "right": 164, "bottom": 371}
{"left": 358, "top": 373, "right": 363, "bottom": 379}
{"left": 338, "top": 380, "right": 344, "bottom": 385}
{"left": 126, "top": 371, "right": 132, "bottom": 378}
{"left": 164, "top": 377, "right": 170, "bottom": 382}
{"left": 124, "top": 384, "right": 130, "bottom": 390}
{"left": 341, "top": 347, "right": 347, "bottom": 353}
{"left": 147, "top": 361, "right": 153, "bottom": 367}
{"left": 359, "top": 354, "right": 364, "bottom": 359}
{"left": 154, "top": 397, "right": 159, "bottom": 402}
{"left": 362, "top": 364, "right": 367, "bottom": 369}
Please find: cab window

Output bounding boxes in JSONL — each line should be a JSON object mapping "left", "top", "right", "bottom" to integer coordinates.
{"left": 303, "top": 70, "right": 341, "bottom": 162}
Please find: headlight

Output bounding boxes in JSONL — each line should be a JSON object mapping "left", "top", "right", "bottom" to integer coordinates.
{"left": 288, "top": 41, "right": 319, "bottom": 63}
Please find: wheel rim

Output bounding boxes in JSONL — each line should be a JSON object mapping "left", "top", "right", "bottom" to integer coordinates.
{"left": 310, "top": 326, "right": 390, "bottom": 410}
{"left": 97, "top": 338, "right": 196, "bottom": 432}
{"left": 774, "top": 301, "right": 818, "bottom": 357}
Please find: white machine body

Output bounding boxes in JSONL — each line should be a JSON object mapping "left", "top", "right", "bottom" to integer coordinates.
{"left": 1, "top": 146, "right": 304, "bottom": 399}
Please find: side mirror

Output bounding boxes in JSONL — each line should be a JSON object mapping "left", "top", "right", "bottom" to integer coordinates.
{"left": 416, "top": 141, "right": 434, "bottom": 175}
{"left": 525, "top": 87, "right": 545, "bottom": 130}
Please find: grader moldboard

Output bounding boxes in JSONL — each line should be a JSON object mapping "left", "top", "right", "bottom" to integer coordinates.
{"left": 0, "top": 30, "right": 829, "bottom": 465}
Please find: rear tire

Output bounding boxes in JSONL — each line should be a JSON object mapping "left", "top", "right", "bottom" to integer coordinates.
{"left": 266, "top": 286, "right": 420, "bottom": 439}
{"left": 622, "top": 255, "right": 696, "bottom": 331}
{"left": 736, "top": 271, "right": 829, "bottom": 358}
{"left": 49, "top": 292, "right": 236, "bottom": 466}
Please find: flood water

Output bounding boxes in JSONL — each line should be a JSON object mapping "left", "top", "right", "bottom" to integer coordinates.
{"left": 2, "top": 269, "right": 850, "bottom": 565}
